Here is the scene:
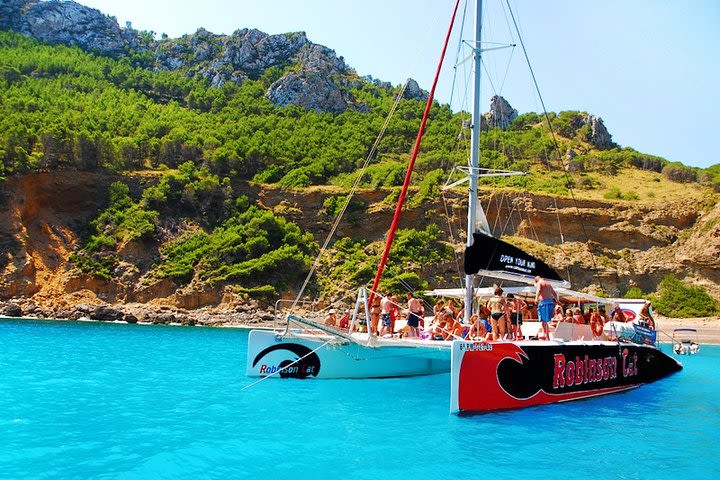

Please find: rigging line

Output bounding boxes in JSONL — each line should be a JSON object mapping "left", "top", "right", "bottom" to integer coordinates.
{"left": 441, "top": 191, "right": 465, "bottom": 289}
{"left": 441, "top": 167, "right": 465, "bottom": 288}
{"left": 510, "top": 195, "right": 523, "bottom": 235}
{"left": 287, "top": 80, "right": 410, "bottom": 316}
{"left": 553, "top": 196, "right": 565, "bottom": 244}
{"left": 448, "top": 0, "right": 470, "bottom": 108}
{"left": 523, "top": 191, "right": 541, "bottom": 243}
{"left": 500, "top": 193, "right": 520, "bottom": 237}
{"left": 497, "top": 46, "right": 515, "bottom": 94}
{"left": 553, "top": 196, "right": 574, "bottom": 285}
{"left": 504, "top": 0, "right": 604, "bottom": 287}
{"left": 491, "top": 192, "right": 503, "bottom": 235}
{"left": 480, "top": 57, "right": 498, "bottom": 97}
{"left": 368, "top": 0, "right": 462, "bottom": 309}
{"left": 499, "top": 0, "right": 517, "bottom": 45}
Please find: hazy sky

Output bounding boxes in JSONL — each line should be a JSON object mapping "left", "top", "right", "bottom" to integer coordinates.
{"left": 77, "top": 0, "right": 719, "bottom": 169}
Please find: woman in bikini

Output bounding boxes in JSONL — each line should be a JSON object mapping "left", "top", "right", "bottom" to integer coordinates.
{"left": 370, "top": 298, "right": 381, "bottom": 335}
{"left": 589, "top": 308, "right": 604, "bottom": 337}
{"left": 486, "top": 287, "right": 506, "bottom": 341}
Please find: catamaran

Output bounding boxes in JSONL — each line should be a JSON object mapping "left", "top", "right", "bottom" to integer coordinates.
{"left": 246, "top": 0, "right": 682, "bottom": 412}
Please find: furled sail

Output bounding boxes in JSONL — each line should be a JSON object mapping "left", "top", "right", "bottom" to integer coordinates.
{"left": 464, "top": 232, "right": 570, "bottom": 287}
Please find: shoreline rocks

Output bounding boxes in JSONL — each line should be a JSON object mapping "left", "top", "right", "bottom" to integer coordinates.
{"left": 0, "top": 299, "right": 276, "bottom": 328}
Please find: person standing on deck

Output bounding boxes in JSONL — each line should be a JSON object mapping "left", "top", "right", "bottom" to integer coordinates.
{"left": 506, "top": 293, "right": 526, "bottom": 340}
{"left": 406, "top": 292, "right": 423, "bottom": 338}
{"left": 379, "top": 296, "right": 392, "bottom": 337}
{"left": 370, "top": 297, "right": 381, "bottom": 335}
{"left": 534, "top": 276, "right": 558, "bottom": 340}
{"left": 389, "top": 294, "right": 400, "bottom": 334}
{"left": 639, "top": 301, "right": 656, "bottom": 329}
{"left": 486, "top": 287, "right": 506, "bottom": 341}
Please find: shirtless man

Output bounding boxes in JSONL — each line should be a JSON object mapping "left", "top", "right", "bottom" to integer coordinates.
{"left": 324, "top": 309, "right": 337, "bottom": 327}
{"left": 612, "top": 305, "right": 627, "bottom": 323}
{"left": 639, "top": 301, "right": 656, "bottom": 329}
{"left": 379, "top": 296, "right": 392, "bottom": 336}
{"left": 534, "top": 276, "right": 558, "bottom": 340}
{"left": 406, "top": 292, "right": 423, "bottom": 338}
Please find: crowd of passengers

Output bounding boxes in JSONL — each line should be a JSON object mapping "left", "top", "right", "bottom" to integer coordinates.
{"left": 323, "top": 287, "right": 656, "bottom": 341}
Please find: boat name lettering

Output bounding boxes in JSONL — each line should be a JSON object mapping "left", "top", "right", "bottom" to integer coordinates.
{"left": 621, "top": 348, "right": 639, "bottom": 378}
{"left": 459, "top": 342, "right": 493, "bottom": 352}
{"left": 259, "top": 364, "right": 317, "bottom": 375}
{"left": 552, "top": 353, "right": 618, "bottom": 389}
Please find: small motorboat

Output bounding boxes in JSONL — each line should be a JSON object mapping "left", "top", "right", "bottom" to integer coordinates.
{"left": 672, "top": 328, "right": 701, "bottom": 355}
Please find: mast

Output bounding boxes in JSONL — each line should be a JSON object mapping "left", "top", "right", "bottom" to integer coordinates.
{"left": 367, "top": 0, "right": 461, "bottom": 309}
{"left": 464, "top": 0, "right": 482, "bottom": 324}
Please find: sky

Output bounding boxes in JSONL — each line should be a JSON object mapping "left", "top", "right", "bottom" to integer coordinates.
{"left": 76, "top": 0, "right": 720, "bottom": 169}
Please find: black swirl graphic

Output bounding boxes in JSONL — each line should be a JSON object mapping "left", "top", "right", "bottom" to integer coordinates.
{"left": 252, "top": 343, "right": 321, "bottom": 379}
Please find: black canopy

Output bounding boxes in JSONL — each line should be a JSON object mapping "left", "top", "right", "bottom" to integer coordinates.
{"left": 463, "top": 232, "right": 565, "bottom": 283}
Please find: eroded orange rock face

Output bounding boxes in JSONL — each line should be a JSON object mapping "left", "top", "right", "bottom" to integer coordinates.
{"left": 0, "top": 173, "right": 718, "bottom": 318}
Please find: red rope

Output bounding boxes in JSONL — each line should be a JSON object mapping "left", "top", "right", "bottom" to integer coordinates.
{"left": 368, "top": 0, "right": 462, "bottom": 308}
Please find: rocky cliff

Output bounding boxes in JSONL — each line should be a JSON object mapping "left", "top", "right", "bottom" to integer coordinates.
{"left": 0, "top": 0, "right": 411, "bottom": 113}
{"left": 1, "top": 0, "right": 129, "bottom": 54}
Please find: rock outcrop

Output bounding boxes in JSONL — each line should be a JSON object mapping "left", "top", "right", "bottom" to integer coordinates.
{"left": 484, "top": 95, "right": 518, "bottom": 130}
{"left": 266, "top": 43, "right": 353, "bottom": 113}
{"left": 402, "top": 78, "right": 427, "bottom": 101}
{"left": 1, "top": 1, "right": 364, "bottom": 113}
{"left": 0, "top": 0, "right": 27, "bottom": 31}
{"left": 584, "top": 114, "right": 613, "bottom": 149}
{"left": 7, "top": 0, "right": 127, "bottom": 55}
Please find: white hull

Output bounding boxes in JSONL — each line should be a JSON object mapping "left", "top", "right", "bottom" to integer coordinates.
{"left": 246, "top": 329, "right": 451, "bottom": 379}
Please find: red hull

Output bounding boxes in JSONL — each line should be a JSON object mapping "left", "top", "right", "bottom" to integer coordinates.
{"left": 450, "top": 341, "right": 682, "bottom": 413}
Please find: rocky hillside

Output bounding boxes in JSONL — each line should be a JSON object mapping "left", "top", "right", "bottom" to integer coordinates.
{"left": 0, "top": 170, "right": 718, "bottom": 322}
{"left": 0, "top": 0, "right": 425, "bottom": 113}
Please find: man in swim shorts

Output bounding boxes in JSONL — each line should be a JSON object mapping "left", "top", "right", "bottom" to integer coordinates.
{"left": 379, "top": 295, "right": 392, "bottom": 336}
{"left": 406, "top": 292, "right": 423, "bottom": 338}
{"left": 534, "top": 276, "right": 558, "bottom": 340}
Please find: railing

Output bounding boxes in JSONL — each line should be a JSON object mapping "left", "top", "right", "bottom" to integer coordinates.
{"left": 273, "top": 299, "right": 317, "bottom": 330}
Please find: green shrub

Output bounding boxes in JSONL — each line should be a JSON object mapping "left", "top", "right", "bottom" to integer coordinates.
{"left": 603, "top": 187, "right": 623, "bottom": 200}
{"left": 603, "top": 187, "right": 638, "bottom": 201}
{"left": 624, "top": 190, "right": 639, "bottom": 201}
{"left": 69, "top": 252, "right": 118, "bottom": 280}
{"left": 322, "top": 195, "right": 366, "bottom": 218}
{"left": 155, "top": 206, "right": 316, "bottom": 288}
{"left": 650, "top": 275, "right": 720, "bottom": 317}
{"left": 623, "top": 286, "right": 645, "bottom": 299}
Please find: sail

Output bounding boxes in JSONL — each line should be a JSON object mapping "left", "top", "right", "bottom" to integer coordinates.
{"left": 464, "top": 232, "right": 568, "bottom": 286}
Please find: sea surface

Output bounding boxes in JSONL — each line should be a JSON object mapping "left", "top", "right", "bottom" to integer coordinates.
{"left": 1, "top": 318, "right": 718, "bottom": 480}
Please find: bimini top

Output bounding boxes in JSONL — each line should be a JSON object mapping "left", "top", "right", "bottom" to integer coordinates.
{"left": 463, "top": 232, "right": 571, "bottom": 289}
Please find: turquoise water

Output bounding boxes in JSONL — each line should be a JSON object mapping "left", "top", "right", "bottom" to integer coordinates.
{"left": 1, "top": 319, "right": 718, "bottom": 479}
